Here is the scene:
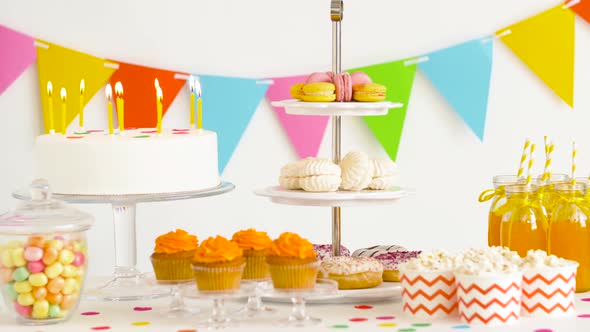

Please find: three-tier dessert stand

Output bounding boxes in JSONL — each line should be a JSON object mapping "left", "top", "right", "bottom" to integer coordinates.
{"left": 14, "top": 182, "right": 235, "bottom": 301}
{"left": 256, "top": 0, "right": 410, "bottom": 302}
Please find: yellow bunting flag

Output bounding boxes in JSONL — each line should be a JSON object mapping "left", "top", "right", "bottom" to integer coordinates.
{"left": 497, "top": 5, "right": 574, "bottom": 107}
{"left": 36, "top": 41, "right": 116, "bottom": 133}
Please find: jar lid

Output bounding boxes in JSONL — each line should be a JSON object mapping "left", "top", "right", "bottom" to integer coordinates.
{"left": 0, "top": 179, "right": 94, "bottom": 235}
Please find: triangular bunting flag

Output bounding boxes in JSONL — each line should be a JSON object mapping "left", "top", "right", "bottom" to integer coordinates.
{"left": 36, "top": 41, "right": 116, "bottom": 133}
{"left": 571, "top": 0, "right": 590, "bottom": 24}
{"left": 108, "top": 62, "right": 187, "bottom": 128}
{"left": 199, "top": 75, "right": 269, "bottom": 173}
{"left": 266, "top": 75, "right": 329, "bottom": 159}
{"left": 0, "top": 25, "right": 36, "bottom": 95}
{"left": 419, "top": 37, "right": 493, "bottom": 141}
{"left": 349, "top": 60, "right": 417, "bottom": 161}
{"left": 497, "top": 5, "right": 575, "bottom": 106}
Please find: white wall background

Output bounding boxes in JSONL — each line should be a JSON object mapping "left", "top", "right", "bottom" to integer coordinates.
{"left": 1, "top": 0, "right": 590, "bottom": 276}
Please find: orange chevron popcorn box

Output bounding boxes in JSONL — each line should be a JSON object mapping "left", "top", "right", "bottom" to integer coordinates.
{"left": 456, "top": 272, "right": 522, "bottom": 326}
{"left": 521, "top": 261, "right": 578, "bottom": 317}
{"left": 400, "top": 270, "right": 458, "bottom": 318}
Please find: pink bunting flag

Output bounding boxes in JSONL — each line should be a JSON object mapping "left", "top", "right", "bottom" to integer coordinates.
{"left": 0, "top": 25, "right": 37, "bottom": 95}
{"left": 266, "top": 75, "right": 329, "bottom": 159}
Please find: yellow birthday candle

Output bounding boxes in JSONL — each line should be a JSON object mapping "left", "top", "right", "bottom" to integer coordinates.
{"left": 60, "top": 88, "right": 67, "bottom": 135}
{"left": 105, "top": 84, "right": 114, "bottom": 135}
{"left": 47, "top": 81, "right": 55, "bottom": 134}
{"left": 189, "top": 76, "right": 195, "bottom": 129}
{"left": 115, "top": 82, "right": 124, "bottom": 133}
{"left": 79, "top": 79, "right": 85, "bottom": 131}
{"left": 156, "top": 87, "right": 163, "bottom": 134}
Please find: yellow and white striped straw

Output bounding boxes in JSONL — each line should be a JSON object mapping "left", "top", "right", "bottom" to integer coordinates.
{"left": 525, "top": 143, "right": 536, "bottom": 185}
{"left": 572, "top": 141, "right": 578, "bottom": 185}
{"left": 517, "top": 138, "right": 531, "bottom": 179}
{"left": 541, "top": 141, "right": 554, "bottom": 184}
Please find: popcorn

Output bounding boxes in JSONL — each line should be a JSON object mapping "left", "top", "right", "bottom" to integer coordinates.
{"left": 454, "top": 247, "right": 521, "bottom": 275}
{"left": 521, "top": 249, "right": 571, "bottom": 269}
{"left": 398, "top": 249, "right": 456, "bottom": 271}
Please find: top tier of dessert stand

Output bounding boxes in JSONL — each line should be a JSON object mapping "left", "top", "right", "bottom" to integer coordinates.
{"left": 256, "top": 0, "right": 409, "bottom": 258}
{"left": 14, "top": 182, "right": 235, "bottom": 301}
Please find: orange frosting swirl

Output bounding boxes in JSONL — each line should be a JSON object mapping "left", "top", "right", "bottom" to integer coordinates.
{"left": 193, "top": 236, "right": 243, "bottom": 263}
{"left": 266, "top": 232, "right": 317, "bottom": 259}
{"left": 154, "top": 229, "right": 198, "bottom": 254}
{"left": 231, "top": 229, "right": 272, "bottom": 251}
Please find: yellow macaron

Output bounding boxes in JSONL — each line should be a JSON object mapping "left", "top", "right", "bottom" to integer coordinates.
{"left": 352, "top": 83, "right": 386, "bottom": 102}
{"left": 290, "top": 83, "right": 305, "bottom": 100}
{"left": 301, "top": 82, "right": 336, "bottom": 102}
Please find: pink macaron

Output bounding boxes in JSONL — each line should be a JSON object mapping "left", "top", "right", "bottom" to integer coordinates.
{"left": 305, "top": 72, "right": 333, "bottom": 84}
{"left": 350, "top": 71, "right": 372, "bottom": 86}
{"left": 334, "top": 72, "right": 352, "bottom": 102}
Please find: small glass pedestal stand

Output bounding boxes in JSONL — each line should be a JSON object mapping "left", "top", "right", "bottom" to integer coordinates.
{"left": 146, "top": 276, "right": 199, "bottom": 318}
{"left": 181, "top": 281, "right": 257, "bottom": 329}
{"left": 233, "top": 278, "right": 276, "bottom": 318}
{"left": 259, "top": 279, "right": 338, "bottom": 327}
{"left": 13, "top": 182, "right": 235, "bottom": 301}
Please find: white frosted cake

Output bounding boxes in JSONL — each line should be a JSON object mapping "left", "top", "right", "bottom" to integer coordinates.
{"left": 34, "top": 128, "right": 220, "bottom": 195}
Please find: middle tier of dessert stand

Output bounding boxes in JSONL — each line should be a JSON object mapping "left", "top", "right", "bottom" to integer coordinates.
{"left": 13, "top": 182, "right": 235, "bottom": 302}
{"left": 256, "top": 0, "right": 411, "bottom": 303}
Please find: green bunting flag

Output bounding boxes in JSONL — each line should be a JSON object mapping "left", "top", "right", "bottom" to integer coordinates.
{"left": 348, "top": 59, "right": 417, "bottom": 161}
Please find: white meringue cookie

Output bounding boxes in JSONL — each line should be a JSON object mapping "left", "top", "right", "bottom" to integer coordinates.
{"left": 369, "top": 158, "right": 398, "bottom": 190}
{"left": 278, "top": 160, "right": 304, "bottom": 190}
{"left": 300, "top": 175, "right": 341, "bottom": 192}
{"left": 298, "top": 158, "right": 341, "bottom": 192}
{"left": 369, "top": 175, "right": 397, "bottom": 190}
{"left": 340, "top": 151, "right": 373, "bottom": 191}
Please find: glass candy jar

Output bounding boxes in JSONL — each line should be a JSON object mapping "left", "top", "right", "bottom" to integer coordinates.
{"left": 549, "top": 182, "right": 590, "bottom": 292}
{"left": 479, "top": 175, "right": 521, "bottom": 246}
{"left": 499, "top": 184, "right": 548, "bottom": 257}
{"left": 0, "top": 179, "right": 93, "bottom": 325}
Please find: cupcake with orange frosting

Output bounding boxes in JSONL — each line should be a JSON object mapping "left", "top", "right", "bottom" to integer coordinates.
{"left": 231, "top": 229, "right": 272, "bottom": 280}
{"left": 266, "top": 232, "right": 319, "bottom": 289}
{"left": 192, "top": 235, "right": 245, "bottom": 292}
{"left": 150, "top": 229, "right": 199, "bottom": 281}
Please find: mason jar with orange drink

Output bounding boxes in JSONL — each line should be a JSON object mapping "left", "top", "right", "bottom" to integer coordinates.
{"left": 549, "top": 182, "right": 590, "bottom": 292}
{"left": 499, "top": 184, "right": 548, "bottom": 257}
{"left": 479, "top": 175, "right": 521, "bottom": 247}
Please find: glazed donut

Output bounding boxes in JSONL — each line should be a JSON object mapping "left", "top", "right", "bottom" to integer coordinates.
{"left": 313, "top": 244, "right": 351, "bottom": 260}
{"left": 320, "top": 256, "right": 383, "bottom": 289}
{"left": 373, "top": 251, "right": 421, "bottom": 282}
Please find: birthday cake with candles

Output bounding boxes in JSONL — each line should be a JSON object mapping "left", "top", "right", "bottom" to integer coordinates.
{"left": 34, "top": 79, "right": 220, "bottom": 195}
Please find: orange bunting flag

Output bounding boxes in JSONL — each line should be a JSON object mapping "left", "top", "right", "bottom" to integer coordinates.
{"left": 108, "top": 62, "right": 188, "bottom": 128}
{"left": 497, "top": 5, "right": 575, "bottom": 107}
{"left": 571, "top": 0, "right": 590, "bottom": 24}
{"left": 36, "top": 41, "right": 116, "bottom": 133}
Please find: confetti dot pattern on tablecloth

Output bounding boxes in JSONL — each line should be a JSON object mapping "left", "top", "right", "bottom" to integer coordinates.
{"left": 330, "top": 325, "right": 349, "bottom": 329}
{"left": 378, "top": 323, "right": 397, "bottom": 328}
{"left": 177, "top": 330, "right": 197, "bottom": 332}
{"left": 582, "top": 298, "right": 590, "bottom": 302}
{"left": 91, "top": 327, "right": 111, "bottom": 331}
{"left": 533, "top": 329, "right": 553, "bottom": 332}
{"left": 132, "top": 322, "right": 150, "bottom": 326}
{"left": 578, "top": 314, "right": 590, "bottom": 318}
{"left": 81, "top": 311, "right": 100, "bottom": 316}
{"left": 133, "top": 135, "right": 150, "bottom": 138}
{"left": 398, "top": 329, "right": 416, "bottom": 332}
{"left": 412, "top": 323, "right": 432, "bottom": 327}
{"left": 349, "top": 318, "right": 369, "bottom": 322}
{"left": 451, "top": 325, "right": 470, "bottom": 329}
{"left": 377, "top": 316, "right": 395, "bottom": 320}
{"left": 67, "top": 136, "right": 84, "bottom": 139}
{"left": 133, "top": 306, "right": 152, "bottom": 312}
{"left": 354, "top": 305, "right": 373, "bottom": 310}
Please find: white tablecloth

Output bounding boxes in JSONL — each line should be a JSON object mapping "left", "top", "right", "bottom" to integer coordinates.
{"left": 2, "top": 283, "right": 590, "bottom": 332}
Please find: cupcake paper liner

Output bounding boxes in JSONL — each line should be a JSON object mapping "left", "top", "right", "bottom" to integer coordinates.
{"left": 456, "top": 272, "right": 522, "bottom": 326}
{"left": 522, "top": 262, "right": 578, "bottom": 317}
{"left": 192, "top": 263, "right": 245, "bottom": 292}
{"left": 150, "top": 252, "right": 195, "bottom": 281}
{"left": 267, "top": 259, "right": 320, "bottom": 290}
{"left": 243, "top": 250, "right": 270, "bottom": 280}
{"left": 400, "top": 270, "right": 457, "bottom": 318}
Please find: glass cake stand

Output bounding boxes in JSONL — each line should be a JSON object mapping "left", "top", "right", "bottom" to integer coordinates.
{"left": 258, "top": 279, "right": 338, "bottom": 327}
{"left": 13, "top": 182, "right": 235, "bottom": 301}
{"left": 181, "top": 280, "right": 257, "bottom": 329}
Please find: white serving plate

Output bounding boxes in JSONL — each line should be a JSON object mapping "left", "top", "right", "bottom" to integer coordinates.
{"left": 262, "top": 282, "right": 402, "bottom": 304}
{"left": 271, "top": 99, "right": 403, "bottom": 116}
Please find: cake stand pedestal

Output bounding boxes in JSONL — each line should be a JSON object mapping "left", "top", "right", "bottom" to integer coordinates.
{"left": 13, "top": 182, "right": 235, "bottom": 301}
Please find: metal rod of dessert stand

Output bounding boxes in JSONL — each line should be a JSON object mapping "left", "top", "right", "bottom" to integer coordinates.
{"left": 331, "top": 0, "right": 343, "bottom": 257}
